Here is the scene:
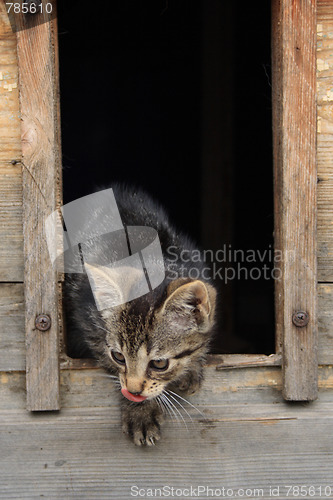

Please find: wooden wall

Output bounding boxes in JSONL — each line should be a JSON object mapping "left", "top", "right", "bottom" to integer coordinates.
{"left": 1, "top": 1, "right": 333, "bottom": 371}
{"left": 317, "top": 1, "right": 333, "bottom": 365}
{"left": 1, "top": 2, "right": 333, "bottom": 498}
{"left": 0, "top": 4, "right": 23, "bottom": 283}
{"left": 318, "top": 1, "right": 333, "bottom": 282}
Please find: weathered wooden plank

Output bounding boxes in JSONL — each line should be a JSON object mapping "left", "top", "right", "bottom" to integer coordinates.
{"left": 1, "top": 282, "right": 333, "bottom": 372}
{"left": 2, "top": 284, "right": 333, "bottom": 373}
{"left": 1, "top": 410, "right": 333, "bottom": 499}
{"left": 0, "top": 4, "right": 24, "bottom": 282}
{"left": 214, "top": 353, "right": 282, "bottom": 370}
{"left": 0, "top": 5, "right": 21, "bottom": 161}
{"left": 317, "top": 3, "right": 333, "bottom": 281}
{"left": 0, "top": 368, "right": 333, "bottom": 499}
{"left": 318, "top": 283, "right": 333, "bottom": 364}
{"left": 0, "top": 161, "right": 23, "bottom": 281}
{"left": 272, "top": 0, "right": 318, "bottom": 400}
{"left": 2, "top": 366, "right": 333, "bottom": 411}
{"left": 0, "top": 284, "right": 25, "bottom": 371}
{"left": 15, "top": 1, "right": 61, "bottom": 410}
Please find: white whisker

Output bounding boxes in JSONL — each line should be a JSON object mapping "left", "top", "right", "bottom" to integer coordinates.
{"left": 93, "top": 373, "right": 120, "bottom": 381}
{"left": 164, "top": 390, "right": 194, "bottom": 425}
{"left": 162, "top": 392, "right": 188, "bottom": 431}
{"left": 158, "top": 394, "right": 176, "bottom": 422}
{"left": 160, "top": 393, "right": 181, "bottom": 425}
{"left": 166, "top": 389, "right": 206, "bottom": 419}
{"left": 90, "top": 319, "right": 110, "bottom": 335}
{"left": 156, "top": 395, "right": 166, "bottom": 416}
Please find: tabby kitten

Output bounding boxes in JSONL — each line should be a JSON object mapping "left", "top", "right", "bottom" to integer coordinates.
{"left": 65, "top": 185, "right": 217, "bottom": 446}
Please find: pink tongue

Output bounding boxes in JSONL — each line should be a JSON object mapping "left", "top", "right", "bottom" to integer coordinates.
{"left": 121, "top": 388, "right": 147, "bottom": 403}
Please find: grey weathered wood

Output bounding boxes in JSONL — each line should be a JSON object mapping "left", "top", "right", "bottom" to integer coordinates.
{"left": 0, "top": 284, "right": 25, "bottom": 371}
{"left": 272, "top": 0, "right": 318, "bottom": 400}
{"left": 6, "top": 294, "right": 333, "bottom": 373}
{"left": 1, "top": 282, "right": 333, "bottom": 373}
{"left": 1, "top": 409, "right": 333, "bottom": 499}
{"left": 1, "top": 367, "right": 333, "bottom": 499}
{"left": 215, "top": 353, "right": 282, "bottom": 370}
{"left": 1, "top": 410, "right": 333, "bottom": 500}
{"left": 318, "top": 284, "right": 333, "bottom": 364}
{"left": 15, "top": 1, "right": 62, "bottom": 410}
{"left": 2, "top": 366, "right": 333, "bottom": 410}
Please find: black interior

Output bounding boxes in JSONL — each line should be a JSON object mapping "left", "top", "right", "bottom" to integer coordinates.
{"left": 58, "top": 0, "right": 274, "bottom": 355}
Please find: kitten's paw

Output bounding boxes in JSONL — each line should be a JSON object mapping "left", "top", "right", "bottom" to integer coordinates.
{"left": 176, "top": 370, "right": 203, "bottom": 395}
{"left": 122, "top": 404, "right": 164, "bottom": 446}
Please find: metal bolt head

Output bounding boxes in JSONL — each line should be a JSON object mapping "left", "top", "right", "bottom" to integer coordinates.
{"left": 292, "top": 311, "right": 309, "bottom": 327}
{"left": 35, "top": 314, "right": 51, "bottom": 332}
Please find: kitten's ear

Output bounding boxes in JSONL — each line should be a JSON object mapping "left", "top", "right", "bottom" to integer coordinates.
{"left": 161, "top": 279, "right": 216, "bottom": 332}
{"left": 84, "top": 263, "right": 144, "bottom": 315}
{"left": 84, "top": 263, "right": 124, "bottom": 313}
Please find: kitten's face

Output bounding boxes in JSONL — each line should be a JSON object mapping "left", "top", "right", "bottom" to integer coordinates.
{"left": 107, "top": 341, "right": 195, "bottom": 401}
{"left": 99, "top": 278, "right": 217, "bottom": 402}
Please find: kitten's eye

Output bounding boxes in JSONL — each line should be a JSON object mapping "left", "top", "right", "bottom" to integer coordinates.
{"left": 149, "top": 359, "right": 169, "bottom": 371}
{"left": 111, "top": 350, "right": 126, "bottom": 365}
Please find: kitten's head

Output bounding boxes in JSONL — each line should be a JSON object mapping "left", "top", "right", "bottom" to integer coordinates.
{"left": 85, "top": 264, "right": 217, "bottom": 402}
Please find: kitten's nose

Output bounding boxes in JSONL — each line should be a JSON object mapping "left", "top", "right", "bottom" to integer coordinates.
{"left": 126, "top": 377, "right": 144, "bottom": 395}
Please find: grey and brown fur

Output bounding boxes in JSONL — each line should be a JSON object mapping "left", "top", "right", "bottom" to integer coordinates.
{"left": 65, "top": 184, "right": 217, "bottom": 446}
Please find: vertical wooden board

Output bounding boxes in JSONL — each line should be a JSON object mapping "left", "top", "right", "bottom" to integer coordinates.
{"left": 272, "top": 0, "right": 318, "bottom": 400}
{"left": 15, "top": 2, "right": 61, "bottom": 410}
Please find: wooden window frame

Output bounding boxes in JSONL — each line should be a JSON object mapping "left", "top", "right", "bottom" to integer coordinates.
{"left": 18, "top": 0, "right": 318, "bottom": 410}
{"left": 272, "top": 0, "right": 318, "bottom": 401}
{"left": 16, "top": 3, "right": 62, "bottom": 410}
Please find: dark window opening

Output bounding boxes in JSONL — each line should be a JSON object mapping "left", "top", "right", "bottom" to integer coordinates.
{"left": 58, "top": 0, "right": 274, "bottom": 356}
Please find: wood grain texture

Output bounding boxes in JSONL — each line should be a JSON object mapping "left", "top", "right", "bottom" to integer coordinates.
{"left": 272, "top": 0, "right": 318, "bottom": 400}
{"left": 0, "top": 284, "right": 24, "bottom": 371}
{"left": 1, "top": 367, "right": 333, "bottom": 499}
{"left": 215, "top": 353, "right": 282, "bottom": 370}
{"left": 0, "top": 161, "right": 23, "bottom": 281}
{"left": 15, "top": 1, "right": 61, "bottom": 410}
{"left": 317, "top": 2, "right": 333, "bottom": 281}
{"left": 318, "top": 283, "right": 333, "bottom": 364}
{"left": 0, "top": 4, "right": 24, "bottom": 282}
{"left": 0, "top": 5, "right": 21, "bottom": 161}
{"left": 2, "top": 281, "right": 333, "bottom": 372}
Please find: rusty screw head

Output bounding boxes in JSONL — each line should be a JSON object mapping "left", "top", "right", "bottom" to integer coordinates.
{"left": 35, "top": 314, "right": 51, "bottom": 332}
{"left": 292, "top": 311, "right": 309, "bottom": 327}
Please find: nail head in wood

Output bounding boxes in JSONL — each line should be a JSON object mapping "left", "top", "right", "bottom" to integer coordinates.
{"left": 292, "top": 311, "right": 309, "bottom": 328}
{"left": 35, "top": 314, "right": 51, "bottom": 332}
